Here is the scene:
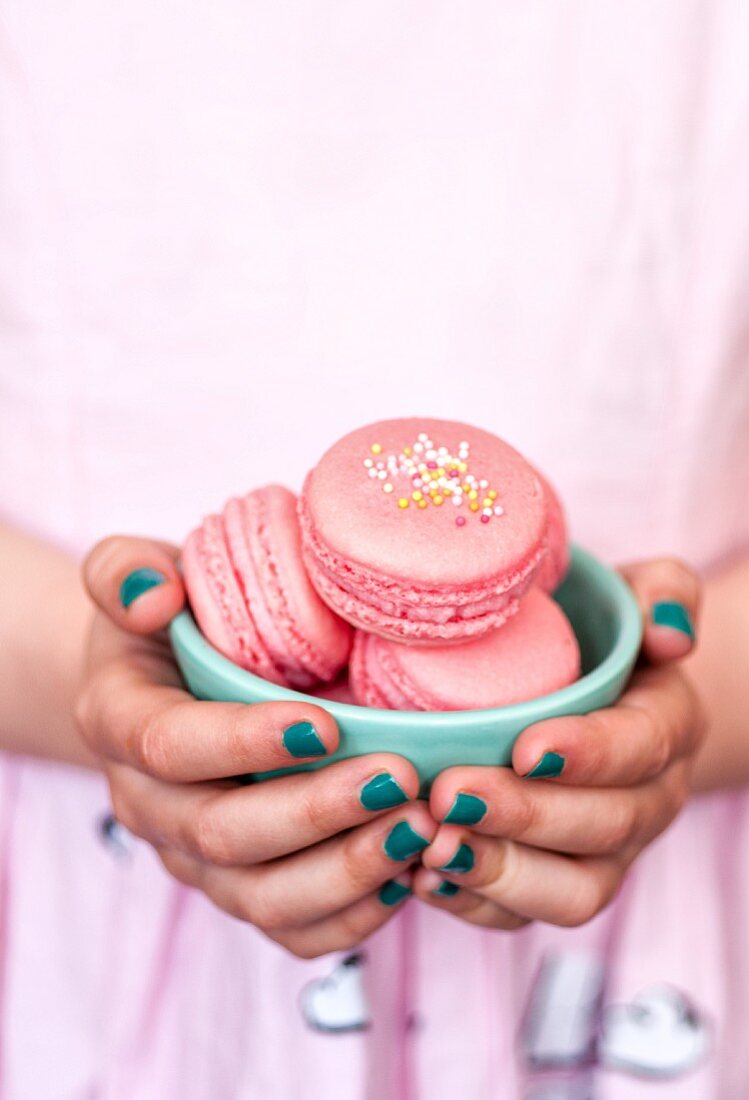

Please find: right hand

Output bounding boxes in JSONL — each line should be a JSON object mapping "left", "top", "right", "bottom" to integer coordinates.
{"left": 77, "top": 536, "right": 434, "bottom": 958}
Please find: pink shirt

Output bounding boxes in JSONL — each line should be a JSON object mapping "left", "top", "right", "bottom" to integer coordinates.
{"left": 1, "top": 3, "right": 749, "bottom": 1097}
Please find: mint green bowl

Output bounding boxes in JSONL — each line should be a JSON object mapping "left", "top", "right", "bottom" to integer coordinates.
{"left": 169, "top": 545, "right": 642, "bottom": 793}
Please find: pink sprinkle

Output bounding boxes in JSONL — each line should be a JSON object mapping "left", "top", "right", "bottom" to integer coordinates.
{"left": 455, "top": 516, "right": 466, "bottom": 527}
{"left": 427, "top": 460, "right": 438, "bottom": 470}
{"left": 480, "top": 514, "right": 491, "bottom": 524}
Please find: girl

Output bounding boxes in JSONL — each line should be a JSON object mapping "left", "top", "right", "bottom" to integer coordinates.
{"left": 1, "top": 3, "right": 748, "bottom": 1097}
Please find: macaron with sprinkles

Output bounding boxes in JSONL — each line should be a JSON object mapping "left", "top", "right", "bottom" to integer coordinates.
{"left": 298, "top": 418, "right": 549, "bottom": 644}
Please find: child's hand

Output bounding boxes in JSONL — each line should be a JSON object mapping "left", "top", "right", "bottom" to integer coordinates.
{"left": 411, "top": 558, "right": 705, "bottom": 928}
{"left": 77, "top": 537, "right": 436, "bottom": 959}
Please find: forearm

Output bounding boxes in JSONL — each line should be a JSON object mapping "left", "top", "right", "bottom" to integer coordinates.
{"left": 0, "top": 523, "right": 98, "bottom": 768}
{"left": 686, "top": 553, "right": 749, "bottom": 792}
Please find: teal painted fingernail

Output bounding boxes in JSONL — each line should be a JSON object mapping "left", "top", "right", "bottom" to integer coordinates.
{"left": 384, "top": 821, "right": 430, "bottom": 861}
{"left": 282, "top": 721, "right": 327, "bottom": 758}
{"left": 525, "top": 751, "right": 566, "bottom": 779}
{"left": 444, "top": 792, "right": 487, "bottom": 825}
{"left": 651, "top": 601, "right": 695, "bottom": 639}
{"left": 119, "top": 568, "right": 166, "bottom": 608}
{"left": 440, "top": 843, "right": 475, "bottom": 874}
{"left": 434, "top": 880, "right": 461, "bottom": 898}
{"left": 360, "top": 772, "right": 409, "bottom": 811}
{"left": 378, "top": 880, "right": 411, "bottom": 907}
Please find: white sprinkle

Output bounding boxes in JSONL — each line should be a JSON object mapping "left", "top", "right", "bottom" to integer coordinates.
{"left": 414, "top": 443, "right": 423, "bottom": 453}
{"left": 368, "top": 468, "right": 378, "bottom": 478}
{"left": 483, "top": 507, "right": 492, "bottom": 516}
{"left": 413, "top": 478, "right": 422, "bottom": 488}
{"left": 383, "top": 483, "right": 393, "bottom": 493}
{"left": 418, "top": 433, "right": 428, "bottom": 442}
{"left": 494, "top": 505, "right": 504, "bottom": 515}
{"left": 364, "top": 458, "right": 373, "bottom": 468}
{"left": 377, "top": 469, "right": 387, "bottom": 479}
{"left": 426, "top": 449, "right": 437, "bottom": 460}
{"left": 376, "top": 461, "right": 384, "bottom": 470}
{"left": 479, "top": 479, "right": 488, "bottom": 489}
{"left": 452, "top": 495, "right": 462, "bottom": 506}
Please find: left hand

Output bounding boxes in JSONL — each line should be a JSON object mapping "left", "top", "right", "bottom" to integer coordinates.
{"left": 411, "top": 557, "right": 706, "bottom": 929}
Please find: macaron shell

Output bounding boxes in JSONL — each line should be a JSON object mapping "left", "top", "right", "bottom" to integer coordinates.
{"left": 303, "top": 418, "right": 547, "bottom": 586}
{"left": 227, "top": 486, "right": 352, "bottom": 687}
{"left": 182, "top": 516, "right": 281, "bottom": 683}
{"left": 534, "top": 471, "right": 570, "bottom": 594}
{"left": 350, "top": 589, "right": 581, "bottom": 711}
{"left": 300, "top": 418, "right": 548, "bottom": 641}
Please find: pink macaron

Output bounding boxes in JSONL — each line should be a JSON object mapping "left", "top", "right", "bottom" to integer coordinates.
{"left": 350, "top": 588, "right": 581, "bottom": 711}
{"left": 183, "top": 485, "right": 352, "bottom": 689}
{"left": 534, "top": 470, "right": 570, "bottom": 594}
{"left": 299, "top": 418, "right": 549, "bottom": 644}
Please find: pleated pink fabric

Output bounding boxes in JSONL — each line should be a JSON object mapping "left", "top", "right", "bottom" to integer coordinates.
{"left": 1, "top": 3, "right": 749, "bottom": 1096}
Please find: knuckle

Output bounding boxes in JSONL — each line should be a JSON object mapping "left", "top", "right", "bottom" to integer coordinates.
{"left": 73, "top": 685, "right": 95, "bottom": 742}
{"left": 600, "top": 802, "right": 638, "bottom": 853}
{"left": 657, "top": 557, "right": 700, "bottom": 599}
{"left": 299, "top": 787, "right": 330, "bottom": 837}
{"left": 561, "top": 870, "right": 618, "bottom": 927}
{"left": 280, "top": 934, "right": 327, "bottom": 961}
{"left": 191, "top": 798, "right": 235, "bottom": 866}
{"left": 498, "top": 789, "right": 539, "bottom": 842}
{"left": 340, "top": 830, "right": 379, "bottom": 894}
{"left": 109, "top": 787, "right": 139, "bottom": 838}
{"left": 245, "top": 884, "right": 288, "bottom": 933}
{"left": 131, "top": 710, "right": 171, "bottom": 778}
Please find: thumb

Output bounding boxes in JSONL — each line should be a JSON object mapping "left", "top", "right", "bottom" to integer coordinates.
{"left": 83, "top": 535, "right": 185, "bottom": 635}
{"left": 619, "top": 557, "right": 701, "bottom": 664}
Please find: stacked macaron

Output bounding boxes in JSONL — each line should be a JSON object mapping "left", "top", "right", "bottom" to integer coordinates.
{"left": 182, "top": 418, "right": 580, "bottom": 708}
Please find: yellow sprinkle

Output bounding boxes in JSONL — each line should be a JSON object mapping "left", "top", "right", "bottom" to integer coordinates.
{"left": 443, "top": 487, "right": 453, "bottom": 496}
{"left": 469, "top": 501, "right": 480, "bottom": 512}
{"left": 458, "top": 462, "right": 467, "bottom": 473}
{"left": 417, "top": 499, "right": 428, "bottom": 509}
{"left": 462, "top": 483, "right": 471, "bottom": 492}
{"left": 468, "top": 489, "right": 478, "bottom": 500}
{"left": 412, "top": 490, "right": 423, "bottom": 502}
{"left": 403, "top": 446, "right": 412, "bottom": 456}
{"left": 436, "top": 468, "right": 445, "bottom": 477}
{"left": 483, "top": 497, "right": 493, "bottom": 508}
{"left": 433, "top": 494, "right": 443, "bottom": 506}
{"left": 371, "top": 443, "right": 382, "bottom": 455}
{"left": 488, "top": 489, "right": 497, "bottom": 500}
{"left": 398, "top": 498, "right": 409, "bottom": 509}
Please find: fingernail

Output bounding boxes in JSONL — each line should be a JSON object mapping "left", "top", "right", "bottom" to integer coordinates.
{"left": 444, "top": 792, "right": 487, "bottom": 826}
{"left": 384, "top": 821, "right": 430, "bottom": 861}
{"left": 360, "top": 772, "right": 409, "bottom": 811}
{"left": 378, "top": 880, "right": 412, "bottom": 907}
{"left": 525, "top": 751, "right": 565, "bottom": 779}
{"left": 434, "top": 880, "right": 461, "bottom": 898}
{"left": 119, "top": 568, "right": 166, "bottom": 608}
{"left": 440, "top": 843, "right": 475, "bottom": 874}
{"left": 651, "top": 601, "right": 695, "bottom": 639}
{"left": 282, "top": 721, "right": 327, "bottom": 758}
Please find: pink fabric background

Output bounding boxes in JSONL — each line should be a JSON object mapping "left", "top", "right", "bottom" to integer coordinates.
{"left": 1, "top": 2, "right": 749, "bottom": 1096}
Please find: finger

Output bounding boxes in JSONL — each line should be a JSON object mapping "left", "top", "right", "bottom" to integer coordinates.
{"left": 421, "top": 828, "right": 626, "bottom": 927}
{"left": 80, "top": 650, "right": 341, "bottom": 779}
{"left": 159, "top": 846, "right": 413, "bottom": 958}
{"left": 429, "top": 760, "right": 689, "bottom": 855}
{"left": 160, "top": 803, "right": 438, "bottom": 930}
{"left": 109, "top": 752, "right": 420, "bottom": 864}
{"left": 84, "top": 535, "right": 185, "bottom": 634}
{"left": 619, "top": 558, "right": 701, "bottom": 662}
{"left": 506, "top": 664, "right": 704, "bottom": 787}
{"left": 411, "top": 866, "right": 531, "bottom": 931}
